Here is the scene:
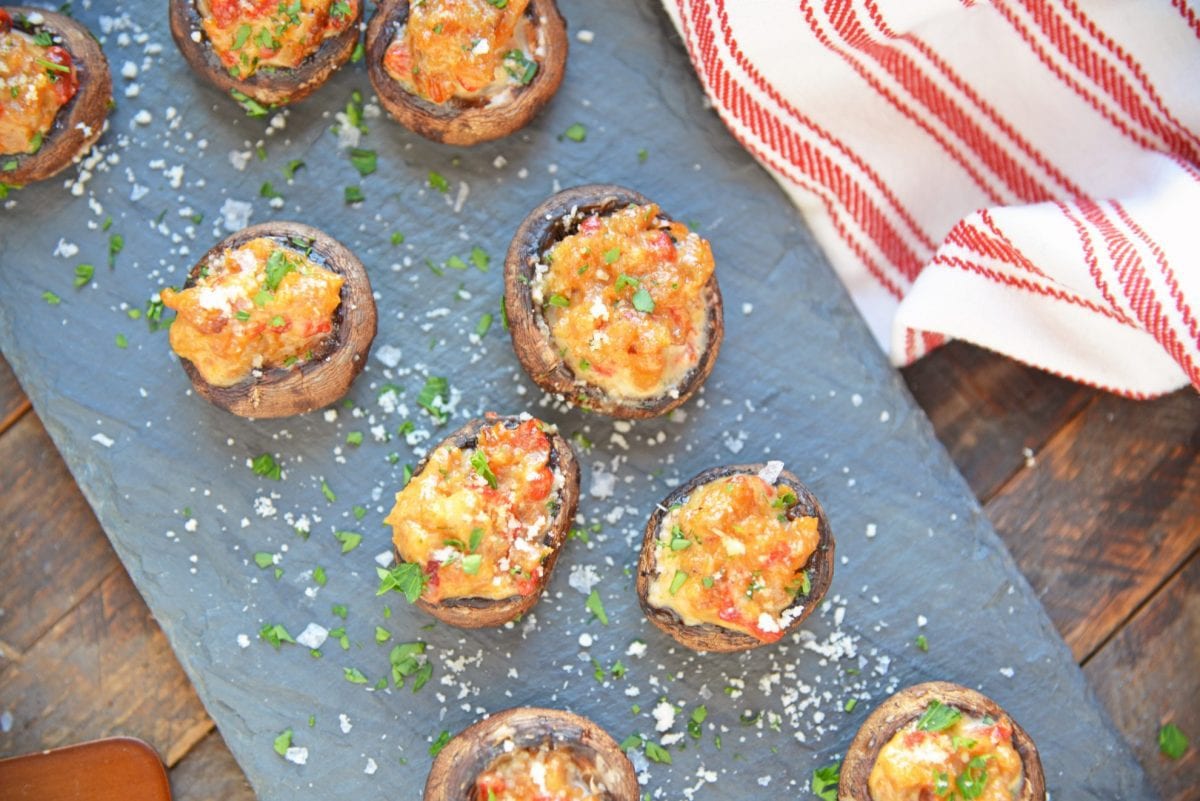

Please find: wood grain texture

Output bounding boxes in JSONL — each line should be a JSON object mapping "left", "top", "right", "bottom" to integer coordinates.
{"left": 0, "top": 354, "right": 30, "bottom": 435}
{"left": 901, "top": 341, "right": 1094, "bottom": 501}
{"left": 0, "top": 412, "right": 121, "bottom": 653}
{"left": 984, "top": 387, "right": 1200, "bottom": 661}
{"left": 1085, "top": 552, "right": 1200, "bottom": 801}
{"left": 0, "top": 567, "right": 212, "bottom": 768}
{"left": 169, "top": 730, "right": 254, "bottom": 801}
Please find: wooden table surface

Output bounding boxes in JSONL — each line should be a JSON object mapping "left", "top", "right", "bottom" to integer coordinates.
{"left": 0, "top": 344, "right": 1196, "bottom": 800}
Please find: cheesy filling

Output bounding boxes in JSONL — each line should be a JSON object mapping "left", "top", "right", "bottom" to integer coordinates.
{"left": 646, "top": 474, "right": 819, "bottom": 642}
{"left": 531, "top": 203, "right": 714, "bottom": 401}
{"left": 475, "top": 741, "right": 603, "bottom": 801}
{"left": 385, "top": 418, "right": 561, "bottom": 604}
{"left": 869, "top": 703, "right": 1025, "bottom": 801}
{"left": 381, "top": 0, "right": 541, "bottom": 106}
{"left": 0, "top": 14, "right": 78, "bottom": 156}
{"left": 161, "top": 237, "right": 343, "bottom": 387}
{"left": 196, "top": 0, "right": 356, "bottom": 78}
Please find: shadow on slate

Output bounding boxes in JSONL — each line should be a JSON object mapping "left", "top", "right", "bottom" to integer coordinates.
{"left": 0, "top": 1, "right": 1151, "bottom": 799}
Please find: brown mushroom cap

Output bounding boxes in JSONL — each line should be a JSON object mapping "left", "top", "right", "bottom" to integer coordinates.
{"left": 168, "top": 0, "right": 361, "bottom": 107}
{"left": 424, "top": 707, "right": 639, "bottom": 801}
{"left": 174, "top": 221, "right": 377, "bottom": 418}
{"left": 635, "top": 464, "right": 835, "bottom": 653}
{"left": 365, "top": 0, "right": 567, "bottom": 146}
{"left": 0, "top": 8, "right": 111, "bottom": 186}
{"left": 505, "top": 184, "right": 725, "bottom": 419}
{"left": 839, "top": 681, "right": 1046, "bottom": 801}
{"left": 391, "top": 415, "right": 580, "bottom": 628}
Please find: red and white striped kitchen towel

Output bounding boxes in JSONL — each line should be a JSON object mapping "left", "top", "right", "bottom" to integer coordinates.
{"left": 661, "top": 0, "right": 1200, "bottom": 397}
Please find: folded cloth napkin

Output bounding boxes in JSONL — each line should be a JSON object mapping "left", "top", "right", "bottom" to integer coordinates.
{"left": 661, "top": 0, "right": 1200, "bottom": 397}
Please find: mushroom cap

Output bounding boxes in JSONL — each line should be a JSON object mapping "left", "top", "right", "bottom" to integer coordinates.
{"left": 424, "top": 707, "right": 639, "bottom": 801}
{"left": 839, "top": 681, "right": 1046, "bottom": 801}
{"left": 505, "top": 184, "right": 724, "bottom": 419}
{"left": 366, "top": 0, "right": 568, "bottom": 146}
{"left": 175, "top": 221, "right": 377, "bottom": 418}
{"left": 392, "top": 415, "right": 580, "bottom": 628}
{"left": 635, "top": 464, "right": 835, "bottom": 653}
{"left": 0, "top": 8, "right": 112, "bottom": 186}
{"left": 168, "top": 0, "right": 361, "bottom": 106}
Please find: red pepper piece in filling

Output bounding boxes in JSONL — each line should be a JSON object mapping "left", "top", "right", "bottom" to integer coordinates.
{"left": 0, "top": 10, "right": 12, "bottom": 33}
{"left": 44, "top": 45, "right": 79, "bottom": 105}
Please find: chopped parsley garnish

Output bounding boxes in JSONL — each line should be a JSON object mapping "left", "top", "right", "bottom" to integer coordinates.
{"left": 562, "top": 123, "right": 587, "bottom": 142}
{"left": 345, "top": 431, "right": 363, "bottom": 447}
{"left": 41, "top": 290, "right": 61, "bottom": 305}
{"left": 230, "top": 89, "right": 269, "bottom": 117}
{"left": 446, "top": 255, "right": 468, "bottom": 270}
{"left": 331, "top": 0, "right": 352, "bottom": 17}
{"left": 36, "top": 57, "right": 69, "bottom": 74}
{"left": 644, "top": 742, "right": 671, "bottom": 764}
{"left": 811, "top": 762, "right": 840, "bottom": 801}
{"left": 74, "top": 263, "right": 94, "bottom": 288}
{"left": 259, "top": 181, "right": 282, "bottom": 199}
{"left": 632, "top": 288, "right": 655, "bottom": 313}
{"left": 585, "top": 589, "right": 608, "bottom": 625}
{"left": 263, "top": 250, "right": 295, "bottom": 291}
{"left": 638, "top": 148, "right": 649, "bottom": 163}
{"left": 547, "top": 294, "right": 570, "bottom": 308}
{"left": 343, "top": 666, "right": 369, "bottom": 684}
{"left": 416, "top": 375, "right": 450, "bottom": 424}
{"left": 844, "top": 698, "right": 858, "bottom": 713}
{"left": 253, "top": 288, "right": 273, "bottom": 307}
{"left": 460, "top": 553, "right": 483, "bottom": 575}
{"left": 502, "top": 49, "right": 537, "bottom": 84}
{"left": 429, "top": 730, "right": 452, "bottom": 756}
{"left": 916, "top": 634, "right": 929, "bottom": 652}
{"left": 470, "top": 449, "right": 498, "bottom": 488}
{"left": 956, "top": 755, "right": 991, "bottom": 799}
{"left": 273, "top": 728, "right": 293, "bottom": 757}
{"left": 374, "top": 626, "right": 391, "bottom": 643}
{"left": 688, "top": 706, "right": 707, "bottom": 739}
{"left": 916, "top": 700, "right": 962, "bottom": 732}
{"left": 619, "top": 734, "right": 643, "bottom": 751}
{"left": 668, "top": 525, "right": 690, "bottom": 550}
{"left": 350, "top": 41, "right": 365, "bottom": 63}
{"left": 331, "top": 603, "right": 348, "bottom": 620}
{"left": 313, "top": 566, "right": 327, "bottom": 586}
{"left": 321, "top": 479, "right": 337, "bottom": 502}
{"left": 259, "top": 622, "right": 295, "bottom": 649}
{"left": 1159, "top": 723, "right": 1189, "bottom": 759}
{"left": 486, "top": 0, "right": 508, "bottom": 7}
{"left": 428, "top": 171, "right": 450, "bottom": 192}
{"left": 470, "top": 245, "right": 489, "bottom": 271}
{"left": 344, "top": 185, "right": 364, "bottom": 204}
{"left": 283, "top": 159, "right": 305, "bottom": 179}
{"left": 390, "top": 641, "right": 431, "bottom": 690}
{"left": 349, "top": 148, "right": 377, "bottom": 176}
{"left": 253, "top": 552, "right": 274, "bottom": 569}
{"left": 377, "top": 562, "right": 429, "bottom": 604}
{"left": 334, "top": 530, "right": 363, "bottom": 553}
{"left": 33, "top": 31, "right": 54, "bottom": 46}
{"left": 251, "top": 453, "right": 282, "bottom": 480}
{"left": 107, "top": 233, "right": 124, "bottom": 268}
{"left": 390, "top": 231, "right": 405, "bottom": 246}
{"left": 614, "top": 273, "right": 640, "bottom": 291}
{"left": 475, "top": 312, "right": 493, "bottom": 337}
{"left": 604, "top": 247, "right": 620, "bottom": 264}
{"left": 500, "top": 296, "right": 510, "bottom": 330}
{"left": 669, "top": 570, "right": 688, "bottom": 595}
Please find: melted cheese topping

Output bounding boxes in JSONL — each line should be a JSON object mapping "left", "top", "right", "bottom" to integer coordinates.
{"left": 196, "top": 0, "right": 356, "bottom": 78}
{"left": 475, "top": 742, "right": 603, "bottom": 801}
{"left": 385, "top": 418, "right": 560, "bottom": 604}
{"left": 532, "top": 204, "right": 714, "bottom": 401}
{"left": 869, "top": 711, "right": 1025, "bottom": 801}
{"left": 646, "top": 474, "right": 819, "bottom": 642}
{"left": 161, "top": 237, "right": 343, "bottom": 387}
{"left": 381, "top": 0, "right": 540, "bottom": 105}
{"left": 0, "top": 17, "right": 78, "bottom": 156}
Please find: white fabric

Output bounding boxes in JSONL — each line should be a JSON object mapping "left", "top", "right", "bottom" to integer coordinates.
{"left": 662, "top": 0, "right": 1200, "bottom": 397}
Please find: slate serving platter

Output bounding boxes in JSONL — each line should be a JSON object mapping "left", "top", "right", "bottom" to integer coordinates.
{"left": 0, "top": 1, "right": 1152, "bottom": 799}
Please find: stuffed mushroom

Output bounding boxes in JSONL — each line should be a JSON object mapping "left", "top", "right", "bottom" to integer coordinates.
{"left": 424, "top": 707, "right": 639, "bottom": 801}
{"left": 636, "top": 463, "right": 835, "bottom": 652}
{"left": 169, "top": 0, "right": 361, "bottom": 108}
{"left": 161, "top": 221, "right": 377, "bottom": 418}
{"left": 366, "top": 0, "right": 567, "bottom": 145}
{"left": 840, "top": 681, "right": 1046, "bottom": 801}
{"left": 382, "top": 414, "right": 580, "bottom": 628}
{"left": 0, "top": 7, "right": 111, "bottom": 188}
{"left": 505, "top": 184, "right": 723, "bottom": 419}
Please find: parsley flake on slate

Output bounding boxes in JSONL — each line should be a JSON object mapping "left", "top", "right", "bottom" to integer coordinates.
{"left": 273, "top": 728, "right": 293, "bottom": 757}
{"left": 416, "top": 375, "right": 450, "bottom": 424}
{"left": 251, "top": 453, "right": 282, "bottom": 480}
{"left": 644, "top": 742, "right": 671, "bottom": 764}
{"left": 343, "top": 666, "right": 369, "bottom": 684}
{"left": 562, "top": 123, "right": 587, "bottom": 142}
{"left": 334, "top": 530, "right": 363, "bottom": 553}
{"left": 253, "top": 552, "right": 274, "bottom": 569}
{"left": 470, "top": 245, "right": 489, "bottom": 271}
{"left": 74, "top": 263, "right": 94, "bottom": 288}
{"left": 259, "top": 623, "right": 295, "bottom": 649}
{"left": 811, "top": 762, "right": 840, "bottom": 801}
{"left": 344, "top": 185, "right": 364, "bottom": 204}
{"left": 349, "top": 148, "right": 377, "bottom": 176}
{"left": 585, "top": 589, "right": 608, "bottom": 625}
{"left": 230, "top": 88, "right": 268, "bottom": 117}
{"left": 428, "top": 171, "right": 450, "bottom": 192}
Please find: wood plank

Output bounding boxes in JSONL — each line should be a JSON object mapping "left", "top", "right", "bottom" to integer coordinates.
{"left": 901, "top": 341, "right": 1094, "bottom": 502}
{"left": 0, "top": 566, "right": 213, "bottom": 768}
{"left": 0, "top": 737, "right": 171, "bottom": 801}
{"left": 984, "top": 387, "right": 1200, "bottom": 661}
{"left": 0, "top": 412, "right": 122, "bottom": 653}
{"left": 1084, "top": 552, "right": 1200, "bottom": 801}
{"left": 0, "top": 353, "right": 30, "bottom": 435}
{"left": 169, "top": 730, "right": 255, "bottom": 801}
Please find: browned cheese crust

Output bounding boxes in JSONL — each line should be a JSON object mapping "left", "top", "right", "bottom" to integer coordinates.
{"left": 839, "top": 681, "right": 1047, "bottom": 801}
{"left": 168, "top": 0, "right": 361, "bottom": 107}
{"left": 423, "top": 707, "right": 639, "bottom": 801}
{"left": 175, "top": 221, "right": 376, "bottom": 418}
{"left": 365, "top": 0, "right": 567, "bottom": 146}
{"left": 635, "top": 464, "right": 835, "bottom": 653}
{"left": 504, "top": 184, "right": 724, "bottom": 419}
{"left": 394, "top": 415, "right": 580, "bottom": 628}
{"left": 1, "top": 7, "right": 111, "bottom": 185}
